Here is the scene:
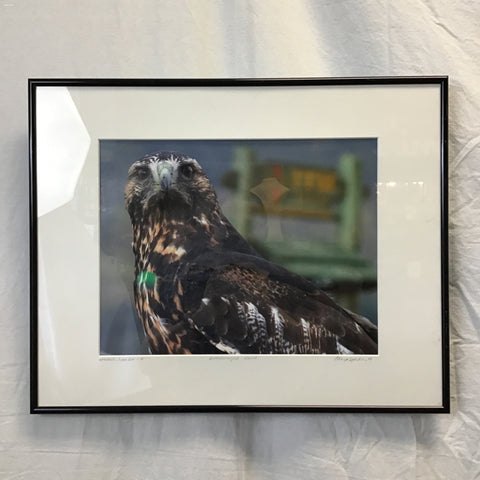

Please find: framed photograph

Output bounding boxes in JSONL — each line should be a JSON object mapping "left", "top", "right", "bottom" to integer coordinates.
{"left": 29, "top": 77, "right": 449, "bottom": 413}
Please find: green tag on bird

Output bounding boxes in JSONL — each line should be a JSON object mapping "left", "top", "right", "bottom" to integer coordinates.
{"left": 137, "top": 271, "right": 157, "bottom": 289}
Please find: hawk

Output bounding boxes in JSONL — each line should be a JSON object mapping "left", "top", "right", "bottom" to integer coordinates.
{"left": 124, "top": 152, "right": 377, "bottom": 355}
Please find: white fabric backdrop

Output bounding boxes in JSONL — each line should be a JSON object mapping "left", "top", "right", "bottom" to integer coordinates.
{"left": 0, "top": 1, "right": 477, "bottom": 478}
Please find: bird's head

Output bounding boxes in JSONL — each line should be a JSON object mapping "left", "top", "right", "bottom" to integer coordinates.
{"left": 125, "top": 152, "right": 218, "bottom": 223}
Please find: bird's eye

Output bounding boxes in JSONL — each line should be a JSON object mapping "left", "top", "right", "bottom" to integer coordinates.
{"left": 180, "top": 164, "right": 195, "bottom": 179}
{"left": 136, "top": 167, "right": 150, "bottom": 180}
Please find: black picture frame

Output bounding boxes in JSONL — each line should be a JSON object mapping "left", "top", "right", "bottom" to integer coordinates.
{"left": 29, "top": 77, "right": 449, "bottom": 413}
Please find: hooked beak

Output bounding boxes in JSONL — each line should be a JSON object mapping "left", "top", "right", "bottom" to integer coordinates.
{"left": 160, "top": 168, "right": 172, "bottom": 192}
{"left": 154, "top": 163, "right": 175, "bottom": 193}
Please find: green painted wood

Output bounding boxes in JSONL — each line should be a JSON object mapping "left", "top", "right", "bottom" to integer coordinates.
{"left": 233, "top": 146, "right": 255, "bottom": 237}
{"left": 337, "top": 153, "right": 362, "bottom": 252}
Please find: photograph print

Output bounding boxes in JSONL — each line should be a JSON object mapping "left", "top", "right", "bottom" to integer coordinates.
{"left": 100, "top": 139, "right": 378, "bottom": 356}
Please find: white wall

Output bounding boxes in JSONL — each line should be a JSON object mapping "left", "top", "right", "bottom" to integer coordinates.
{"left": 1, "top": 1, "right": 478, "bottom": 478}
